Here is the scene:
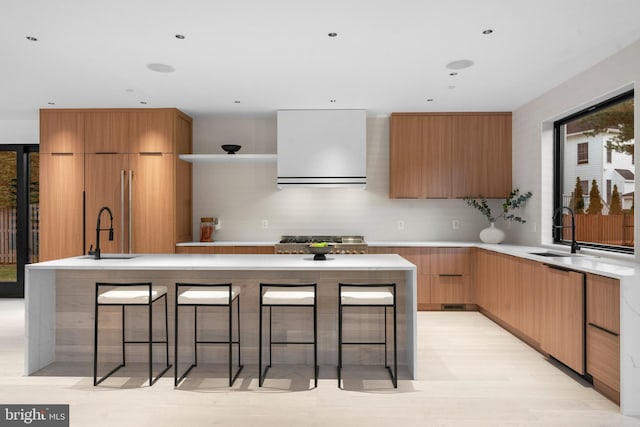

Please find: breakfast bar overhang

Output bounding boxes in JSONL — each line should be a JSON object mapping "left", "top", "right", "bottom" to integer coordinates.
{"left": 24, "top": 253, "right": 417, "bottom": 377}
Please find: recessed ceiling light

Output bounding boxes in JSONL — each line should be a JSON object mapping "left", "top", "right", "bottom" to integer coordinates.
{"left": 125, "top": 88, "right": 135, "bottom": 93}
{"left": 446, "top": 59, "right": 474, "bottom": 70}
{"left": 140, "top": 101, "right": 148, "bottom": 105}
{"left": 234, "top": 100, "right": 241, "bottom": 104}
{"left": 482, "top": 29, "right": 493, "bottom": 35}
{"left": 448, "top": 85, "right": 456, "bottom": 90}
{"left": 175, "top": 34, "right": 185, "bottom": 39}
{"left": 328, "top": 32, "right": 338, "bottom": 37}
{"left": 47, "top": 102, "right": 55, "bottom": 105}
{"left": 330, "top": 99, "right": 337, "bottom": 103}
{"left": 426, "top": 99, "right": 434, "bottom": 102}
{"left": 449, "top": 72, "right": 458, "bottom": 76}
{"left": 26, "top": 36, "right": 38, "bottom": 41}
{"left": 146, "top": 63, "right": 175, "bottom": 73}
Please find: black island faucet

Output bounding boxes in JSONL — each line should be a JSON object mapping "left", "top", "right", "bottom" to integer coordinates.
{"left": 88, "top": 206, "right": 114, "bottom": 260}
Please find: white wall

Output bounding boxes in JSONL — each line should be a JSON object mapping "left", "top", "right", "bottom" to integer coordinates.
{"left": 192, "top": 117, "right": 502, "bottom": 242}
{"left": 511, "top": 38, "right": 639, "bottom": 258}
{"left": 0, "top": 119, "right": 39, "bottom": 144}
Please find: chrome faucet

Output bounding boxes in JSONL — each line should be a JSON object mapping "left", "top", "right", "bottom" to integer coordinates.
{"left": 552, "top": 206, "right": 580, "bottom": 254}
{"left": 88, "top": 206, "right": 114, "bottom": 260}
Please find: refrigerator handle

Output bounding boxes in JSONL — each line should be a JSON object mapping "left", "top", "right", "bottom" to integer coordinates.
{"left": 129, "top": 170, "right": 133, "bottom": 253}
{"left": 120, "top": 170, "right": 125, "bottom": 253}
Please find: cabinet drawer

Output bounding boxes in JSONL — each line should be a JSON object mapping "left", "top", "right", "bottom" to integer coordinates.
{"left": 430, "top": 274, "right": 471, "bottom": 304}
{"left": 587, "top": 325, "right": 620, "bottom": 392}
{"left": 587, "top": 274, "right": 619, "bottom": 334}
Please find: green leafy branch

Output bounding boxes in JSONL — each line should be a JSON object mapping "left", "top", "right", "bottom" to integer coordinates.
{"left": 464, "top": 189, "right": 532, "bottom": 224}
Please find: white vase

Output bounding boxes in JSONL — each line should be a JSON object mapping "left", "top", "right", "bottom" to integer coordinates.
{"left": 479, "top": 222, "right": 505, "bottom": 244}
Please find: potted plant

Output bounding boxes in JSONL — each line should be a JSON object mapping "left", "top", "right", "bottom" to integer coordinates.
{"left": 464, "top": 189, "right": 532, "bottom": 244}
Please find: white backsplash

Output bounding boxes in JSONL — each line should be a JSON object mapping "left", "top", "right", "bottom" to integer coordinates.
{"left": 192, "top": 116, "right": 503, "bottom": 242}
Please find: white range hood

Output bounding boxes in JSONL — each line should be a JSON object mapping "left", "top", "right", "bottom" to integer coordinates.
{"left": 277, "top": 109, "right": 366, "bottom": 188}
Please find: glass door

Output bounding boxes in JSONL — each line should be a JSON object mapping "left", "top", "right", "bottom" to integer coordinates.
{"left": 0, "top": 145, "right": 39, "bottom": 298}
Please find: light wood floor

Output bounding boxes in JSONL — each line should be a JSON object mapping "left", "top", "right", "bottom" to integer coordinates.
{"left": 1, "top": 299, "right": 638, "bottom": 427}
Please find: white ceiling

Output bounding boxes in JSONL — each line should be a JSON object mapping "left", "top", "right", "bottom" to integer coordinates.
{"left": 2, "top": 0, "right": 640, "bottom": 120}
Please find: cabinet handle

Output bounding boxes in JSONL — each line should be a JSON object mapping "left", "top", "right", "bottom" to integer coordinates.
{"left": 588, "top": 322, "right": 619, "bottom": 337}
{"left": 139, "top": 152, "right": 162, "bottom": 156}
{"left": 51, "top": 152, "right": 73, "bottom": 156}
{"left": 439, "top": 274, "right": 463, "bottom": 277}
{"left": 120, "top": 170, "right": 125, "bottom": 253}
{"left": 95, "top": 151, "right": 117, "bottom": 155}
{"left": 129, "top": 170, "right": 133, "bottom": 253}
{"left": 544, "top": 264, "right": 575, "bottom": 273}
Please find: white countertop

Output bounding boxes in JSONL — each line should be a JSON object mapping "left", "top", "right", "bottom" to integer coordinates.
{"left": 176, "top": 241, "right": 277, "bottom": 246}
{"left": 27, "top": 253, "right": 416, "bottom": 271}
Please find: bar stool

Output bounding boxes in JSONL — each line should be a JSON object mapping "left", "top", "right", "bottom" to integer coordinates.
{"left": 93, "top": 282, "right": 171, "bottom": 386}
{"left": 259, "top": 283, "right": 318, "bottom": 387}
{"left": 338, "top": 283, "right": 397, "bottom": 388}
{"left": 174, "top": 283, "right": 243, "bottom": 387}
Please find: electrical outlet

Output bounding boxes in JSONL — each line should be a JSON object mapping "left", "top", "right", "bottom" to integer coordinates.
{"left": 397, "top": 220, "right": 405, "bottom": 231}
{"left": 216, "top": 218, "right": 222, "bottom": 230}
{"left": 452, "top": 219, "right": 460, "bottom": 230}
{"left": 261, "top": 219, "right": 269, "bottom": 229}
{"left": 532, "top": 222, "right": 537, "bottom": 233}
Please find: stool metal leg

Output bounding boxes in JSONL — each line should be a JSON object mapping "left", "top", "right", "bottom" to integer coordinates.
{"left": 258, "top": 287, "right": 264, "bottom": 386}
{"left": 338, "top": 287, "right": 343, "bottom": 388}
{"left": 174, "top": 291, "right": 179, "bottom": 386}
{"left": 314, "top": 293, "right": 318, "bottom": 387}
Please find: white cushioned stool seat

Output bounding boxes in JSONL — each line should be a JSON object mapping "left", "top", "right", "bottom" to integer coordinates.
{"left": 178, "top": 287, "right": 239, "bottom": 305}
{"left": 262, "top": 287, "right": 315, "bottom": 305}
{"left": 97, "top": 286, "right": 167, "bottom": 304}
{"left": 340, "top": 286, "right": 394, "bottom": 305}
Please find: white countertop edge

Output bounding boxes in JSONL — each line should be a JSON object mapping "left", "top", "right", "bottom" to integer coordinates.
{"left": 368, "top": 241, "right": 477, "bottom": 247}
{"left": 177, "top": 241, "right": 277, "bottom": 246}
{"left": 27, "top": 254, "right": 416, "bottom": 271}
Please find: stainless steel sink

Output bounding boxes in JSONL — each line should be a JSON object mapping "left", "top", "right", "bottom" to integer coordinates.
{"left": 529, "top": 251, "right": 581, "bottom": 258}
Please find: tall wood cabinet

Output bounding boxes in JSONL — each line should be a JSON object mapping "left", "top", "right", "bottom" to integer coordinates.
{"left": 389, "top": 112, "right": 512, "bottom": 199}
{"left": 40, "top": 108, "right": 192, "bottom": 261}
{"left": 39, "top": 111, "right": 85, "bottom": 261}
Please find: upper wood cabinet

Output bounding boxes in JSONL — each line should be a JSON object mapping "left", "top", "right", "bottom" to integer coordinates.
{"left": 85, "top": 111, "right": 129, "bottom": 153}
{"left": 451, "top": 113, "right": 512, "bottom": 198}
{"left": 390, "top": 115, "right": 453, "bottom": 198}
{"left": 129, "top": 110, "right": 175, "bottom": 153}
{"left": 389, "top": 112, "right": 512, "bottom": 199}
{"left": 40, "top": 110, "right": 85, "bottom": 153}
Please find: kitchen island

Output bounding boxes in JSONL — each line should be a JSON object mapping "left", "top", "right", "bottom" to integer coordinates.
{"left": 24, "top": 253, "right": 417, "bottom": 378}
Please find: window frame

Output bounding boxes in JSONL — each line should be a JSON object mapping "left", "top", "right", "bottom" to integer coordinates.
{"left": 553, "top": 89, "right": 634, "bottom": 254}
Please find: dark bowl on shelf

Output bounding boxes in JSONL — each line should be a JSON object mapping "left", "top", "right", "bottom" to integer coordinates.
{"left": 221, "top": 144, "right": 241, "bottom": 154}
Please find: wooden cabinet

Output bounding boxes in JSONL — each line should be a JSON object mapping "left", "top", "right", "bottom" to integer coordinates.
{"left": 586, "top": 274, "right": 620, "bottom": 400}
{"left": 517, "top": 258, "right": 543, "bottom": 344}
{"left": 40, "top": 108, "right": 192, "bottom": 259}
{"left": 39, "top": 110, "right": 85, "bottom": 153}
{"left": 129, "top": 110, "right": 175, "bottom": 153}
{"left": 175, "top": 246, "right": 275, "bottom": 254}
{"left": 451, "top": 114, "right": 512, "bottom": 198}
{"left": 130, "top": 153, "right": 176, "bottom": 253}
{"left": 429, "top": 248, "right": 473, "bottom": 305}
{"left": 540, "top": 266, "right": 585, "bottom": 375}
{"left": 369, "top": 246, "right": 432, "bottom": 309}
{"left": 85, "top": 111, "right": 129, "bottom": 153}
{"left": 389, "top": 114, "right": 452, "bottom": 198}
{"left": 84, "top": 154, "right": 129, "bottom": 254}
{"left": 389, "top": 112, "right": 511, "bottom": 199}
{"left": 39, "top": 153, "right": 84, "bottom": 261}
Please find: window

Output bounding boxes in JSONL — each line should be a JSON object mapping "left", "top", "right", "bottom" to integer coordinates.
{"left": 577, "top": 142, "right": 589, "bottom": 164}
{"left": 554, "top": 90, "right": 635, "bottom": 254}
